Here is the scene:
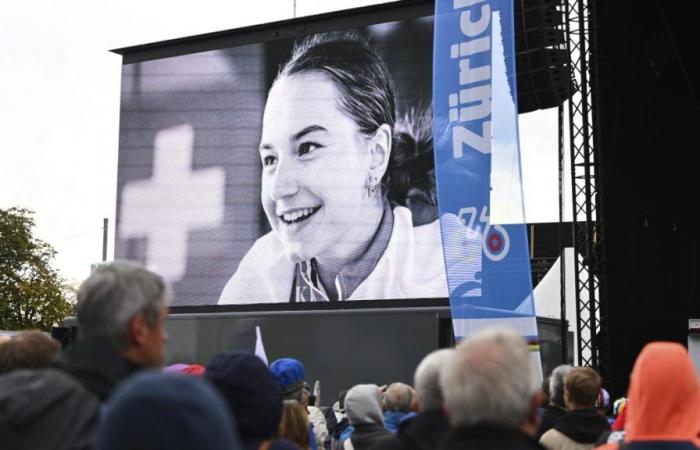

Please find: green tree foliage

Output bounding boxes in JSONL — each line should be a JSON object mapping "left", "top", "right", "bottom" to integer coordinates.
{"left": 0, "top": 207, "right": 73, "bottom": 331}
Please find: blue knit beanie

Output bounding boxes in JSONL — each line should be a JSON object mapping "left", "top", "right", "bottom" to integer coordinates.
{"left": 97, "top": 371, "right": 241, "bottom": 450}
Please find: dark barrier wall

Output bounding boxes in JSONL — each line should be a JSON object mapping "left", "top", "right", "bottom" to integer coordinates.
{"left": 163, "top": 309, "right": 569, "bottom": 401}
{"left": 595, "top": 0, "right": 700, "bottom": 397}
{"left": 60, "top": 309, "right": 569, "bottom": 400}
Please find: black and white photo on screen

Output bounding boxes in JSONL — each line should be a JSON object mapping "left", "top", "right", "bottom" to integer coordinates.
{"left": 115, "top": 17, "right": 456, "bottom": 306}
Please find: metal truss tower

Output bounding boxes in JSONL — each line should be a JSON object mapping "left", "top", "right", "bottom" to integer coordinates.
{"left": 562, "top": 0, "right": 608, "bottom": 372}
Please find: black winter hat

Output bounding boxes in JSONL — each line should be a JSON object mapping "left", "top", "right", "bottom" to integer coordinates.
{"left": 206, "top": 351, "right": 284, "bottom": 440}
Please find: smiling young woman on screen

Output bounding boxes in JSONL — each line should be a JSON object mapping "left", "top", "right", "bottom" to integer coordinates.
{"left": 218, "top": 31, "right": 449, "bottom": 304}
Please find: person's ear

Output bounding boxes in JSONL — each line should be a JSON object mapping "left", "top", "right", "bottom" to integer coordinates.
{"left": 368, "top": 124, "right": 392, "bottom": 177}
{"left": 521, "top": 393, "right": 542, "bottom": 437}
{"left": 564, "top": 388, "right": 572, "bottom": 408}
{"left": 129, "top": 314, "right": 148, "bottom": 348}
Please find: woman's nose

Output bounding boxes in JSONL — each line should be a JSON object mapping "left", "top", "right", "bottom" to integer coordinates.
{"left": 268, "top": 159, "right": 300, "bottom": 200}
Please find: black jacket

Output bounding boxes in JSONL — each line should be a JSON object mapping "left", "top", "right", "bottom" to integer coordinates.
{"left": 370, "top": 410, "right": 450, "bottom": 450}
{"left": 53, "top": 338, "right": 143, "bottom": 401}
{"left": 350, "top": 423, "right": 392, "bottom": 450}
{"left": 537, "top": 404, "right": 568, "bottom": 439}
{"left": 554, "top": 408, "right": 610, "bottom": 444}
{"left": 439, "top": 423, "right": 546, "bottom": 450}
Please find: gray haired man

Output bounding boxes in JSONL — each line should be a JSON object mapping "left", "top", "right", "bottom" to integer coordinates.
{"left": 371, "top": 348, "right": 454, "bottom": 450}
{"left": 438, "top": 327, "right": 545, "bottom": 450}
{"left": 537, "top": 364, "right": 573, "bottom": 438}
{"left": 54, "top": 261, "right": 169, "bottom": 401}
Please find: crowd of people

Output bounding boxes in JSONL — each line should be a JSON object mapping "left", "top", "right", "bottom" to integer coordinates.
{"left": 1, "top": 261, "right": 699, "bottom": 450}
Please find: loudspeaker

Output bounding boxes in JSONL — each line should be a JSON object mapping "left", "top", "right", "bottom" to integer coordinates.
{"left": 514, "top": 0, "right": 574, "bottom": 113}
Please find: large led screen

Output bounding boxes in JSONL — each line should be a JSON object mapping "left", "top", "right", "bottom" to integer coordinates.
{"left": 116, "top": 14, "right": 448, "bottom": 306}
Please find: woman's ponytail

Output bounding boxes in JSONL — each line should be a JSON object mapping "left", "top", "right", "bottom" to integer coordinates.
{"left": 383, "top": 108, "right": 438, "bottom": 224}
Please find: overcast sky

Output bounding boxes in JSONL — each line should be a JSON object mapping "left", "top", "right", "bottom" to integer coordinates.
{"left": 0, "top": 0, "right": 565, "bottom": 283}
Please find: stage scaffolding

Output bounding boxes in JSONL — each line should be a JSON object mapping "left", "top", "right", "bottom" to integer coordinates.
{"left": 560, "top": 0, "right": 608, "bottom": 373}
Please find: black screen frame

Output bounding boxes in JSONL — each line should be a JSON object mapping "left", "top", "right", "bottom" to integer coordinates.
{"left": 111, "top": 0, "right": 434, "bottom": 63}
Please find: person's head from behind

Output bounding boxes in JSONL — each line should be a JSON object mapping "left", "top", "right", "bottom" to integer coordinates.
{"left": 335, "top": 389, "right": 349, "bottom": 414}
{"left": 563, "top": 367, "right": 601, "bottom": 410}
{"left": 625, "top": 342, "right": 700, "bottom": 444}
{"left": 594, "top": 387, "right": 610, "bottom": 417}
{"left": 270, "top": 357, "right": 306, "bottom": 402}
{"left": 303, "top": 381, "right": 315, "bottom": 407}
{"left": 259, "top": 31, "right": 433, "bottom": 265}
{"left": 205, "top": 352, "right": 283, "bottom": 444}
{"left": 439, "top": 327, "right": 539, "bottom": 434}
{"left": 345, "top": 383, "right": 385, "bottom": 427}
{"left": 413, "top": 348, "right": 454, "bottom": 412}
{"left": 277, "top": 400, "right": 310, "bottom": 450}
{"left": 549, "top": 364, "right": 573, "bottom": 409}
{"left": 540, "top": 376, "right": 551, "bottom": 407}
{"left": 382, "top": 382, "right": 413, "bottom": 413}
{"left": 97, "top": 372, "right": 240, "bottom": 450}
{"left": 0, "top": 331, "right": 60, "bottom": 375}
{"left": 76, "top": 261, "right": 169, "bottom": 367}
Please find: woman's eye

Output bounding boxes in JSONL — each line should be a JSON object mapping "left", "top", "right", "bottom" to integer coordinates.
{"left": 298, "top": 142, "right": 320, "bottom": 156}
{"left": 263, "top": 155, "right": 277, "bottom": 166}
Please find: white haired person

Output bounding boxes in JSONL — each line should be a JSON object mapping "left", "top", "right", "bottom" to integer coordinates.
{"left": 381, "top": 382, "right": 414, "bottom": 433}
{"left": 219, "top": 31, "right": 448, "bottom": 304}
{"left": 537, "top": 364, "right": 574, "bottom": 438}
{"left": 438, "top": 327, "right": 544, "bottom": 450}
{"left": 372, "top": 348, "right": 454, "bottom": 450}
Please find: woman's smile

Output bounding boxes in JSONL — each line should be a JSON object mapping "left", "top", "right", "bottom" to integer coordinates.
{"left": 278, "top": 205, "right": 322, "bottom": 225}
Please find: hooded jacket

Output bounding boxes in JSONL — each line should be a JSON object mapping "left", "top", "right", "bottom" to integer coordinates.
{"left": 596, "top": 342, "right": 700, "bottom": 450}
{"left": 540, "top": 408, "right": 610, "bottom": 450}
{"left": 0, "top": 369, "right": 98, "bottom": 450}
{"left": 383, "top": 411, "right": 411, "bottom": 433}
{"left": 345, "top": 384, "right": 391, "bottom": 450}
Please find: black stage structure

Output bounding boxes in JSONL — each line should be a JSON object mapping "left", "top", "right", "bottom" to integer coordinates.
{"left": 593, "top": 0, "right": 700, "bottom": 398}
{"left": 545, "top": 0, "right": 700, "bottom": 397}
{"left": 529, "top": 0, "right": 700, "bottom": 397}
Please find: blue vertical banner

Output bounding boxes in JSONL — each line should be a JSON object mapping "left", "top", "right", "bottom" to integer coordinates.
{"left": 433, "top": 0, "right": 541, "bottom": 361}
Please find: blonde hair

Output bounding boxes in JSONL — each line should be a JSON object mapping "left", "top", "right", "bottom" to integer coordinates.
{"left": 277, "top": 400, "right": 310, "bottom": 450}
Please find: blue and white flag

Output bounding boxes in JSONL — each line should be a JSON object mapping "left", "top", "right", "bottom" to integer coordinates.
{"left": 433, "top": 0, "right": 540, "bottom": 356}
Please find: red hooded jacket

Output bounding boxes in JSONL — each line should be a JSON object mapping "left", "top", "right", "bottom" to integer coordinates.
{"left": 597, "top": 342, "right": 700, "bottom": 449}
